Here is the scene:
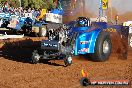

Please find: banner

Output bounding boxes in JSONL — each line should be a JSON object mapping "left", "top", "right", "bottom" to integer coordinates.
{"left": 24, "top": 13, "right": 33, "bottom": 19}
{"left": 46, "top": 13, "right": 62, "bottom": 23}
{"left": 129, "top": 27, "right": 132, "bottom": 48}
{"left": 101, "top": 0, "right": 108, "bottom": 10}
{"left": 129, "top": 33, "right": 132, "bottom": 48}
{"left": 123, "top": 21, "right": 132, "bottom": 48}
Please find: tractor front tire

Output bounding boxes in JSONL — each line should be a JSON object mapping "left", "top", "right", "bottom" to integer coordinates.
{"left": 31, "top": 50, "right": 40, "bottom": 64}
{"left": 91, "top": 31, "right": 112, "bottom": 62}
{"left": 64, "top": 55, "right": 72, "bottom": 67}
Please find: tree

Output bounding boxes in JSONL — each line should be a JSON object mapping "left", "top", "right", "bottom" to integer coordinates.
{"left": 10, "top": 0, "right": 20, "bottom": 8}
{"left": 0, "top": 0, "right": 57, "bottom": 10}
{"left": 0, "top": 0, "right": 20, "bottom": 8}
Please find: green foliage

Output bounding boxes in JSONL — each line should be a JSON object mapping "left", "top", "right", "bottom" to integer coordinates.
{"left": 0, "top": 0, "right": 56, "bottom": 10}
{"left": 0, "top": 0, "right": 20, "bottom": 8}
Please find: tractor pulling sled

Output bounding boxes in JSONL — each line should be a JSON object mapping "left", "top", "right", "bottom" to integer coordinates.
{"left": 31, "top": 16, "right": 112, "bottom": 66}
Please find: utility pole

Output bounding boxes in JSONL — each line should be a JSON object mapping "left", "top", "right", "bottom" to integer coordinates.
{"left": 99, "top": 0, "right": 102, "bottom": 21}
{"left": 81, "top": 0, "right": 84, "bottom": 17}
{"left": 19, "top": 0, "right": 22, "bottom": 17}
{"left": 109, "top": 0, "right": 112, "bottom": 22}
{"left": 82, "top": 0, "right": 85, "bottom": 16}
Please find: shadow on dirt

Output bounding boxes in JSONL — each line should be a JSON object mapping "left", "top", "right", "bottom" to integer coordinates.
{"left": 0, "top": 38, "right": 65, "bottom": 66}
{"left": 40, "top": 60, "right": 65, "bottom": 67}
{"left": 76, "top": 54, "right": 93, "bottom": 61}
{"left": 0, "top": 39, "right": 40, "bottom": 63}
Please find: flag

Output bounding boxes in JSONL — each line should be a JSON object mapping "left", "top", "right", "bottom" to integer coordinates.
{"left": 101, "top": 0, "right": 108, "bottom": 10}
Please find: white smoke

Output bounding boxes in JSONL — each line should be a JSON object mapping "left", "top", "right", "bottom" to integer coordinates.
{"left": 112, "top": 0, "right": 132, "bottom": 14}
{"left": 84, "top": 0, "right": 132, "bottom": 15}
{"left": 84, "top": 0, "right": 100, "bottom": 16}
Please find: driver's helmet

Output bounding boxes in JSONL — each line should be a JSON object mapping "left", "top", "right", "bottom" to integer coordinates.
{"left": 79, "top": 20, "right": 85, "bottom": 26}
{"left": 77, "top": 17, "right": 90, "bottom": 27}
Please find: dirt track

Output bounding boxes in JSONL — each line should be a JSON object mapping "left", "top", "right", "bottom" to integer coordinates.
{"left": 0, "top": 37, "right": 132, "bottom": 88}
{"left": 0, "top": 51, "right": 132, "bottom": 88}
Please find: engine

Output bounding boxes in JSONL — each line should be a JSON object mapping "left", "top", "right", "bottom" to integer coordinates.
{"left": 47, "top": 24, "right": 69, "bottom": 46}
{"left": 40, "top": 23, "right": 76, "bottom": 55}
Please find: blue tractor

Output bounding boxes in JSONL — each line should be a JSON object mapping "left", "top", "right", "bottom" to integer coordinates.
{"left": 0, "top": 12, "right": 10, "bottom": 28}
{"left": 7, "top": 14, "right": 34, "bottom": 35}
{"left": 0, "top": 12, "right": 34, "bottom": 35}
{"left": 31, "top": 17, "right": 112, "bottom": 66}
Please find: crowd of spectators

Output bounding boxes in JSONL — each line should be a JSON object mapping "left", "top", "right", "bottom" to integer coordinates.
{"left": 0, "top": 5, "right": 42, "bottom": 19}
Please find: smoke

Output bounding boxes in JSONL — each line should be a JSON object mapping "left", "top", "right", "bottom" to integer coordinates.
{"left": 84, "top": 0, "right": 132, "bottom": 15}
{"left": 84, "top": 0, "right": 100, "bottom": 16}
{"left": 112, "top": 0, "right": 132, "bottom": 14}
{"left": 63, "top": 0, "right": 132, "bottom": 22}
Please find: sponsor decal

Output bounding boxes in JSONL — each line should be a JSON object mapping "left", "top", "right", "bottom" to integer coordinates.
{"left": 42, "top": 43, "right": 58, "bottom": 48}
{"left": 78, "top": 48, "right": 88, "bottom": 53}
{"left": 104, "top": 28, "right": 117, "bottom": 32}
{"left": 80, "top": 41, "right": 89, "bottom": 44}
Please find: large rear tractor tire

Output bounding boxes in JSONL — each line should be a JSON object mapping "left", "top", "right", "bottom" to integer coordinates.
{"left": 90, "top": 31, "right": 112, "bottom": 62}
